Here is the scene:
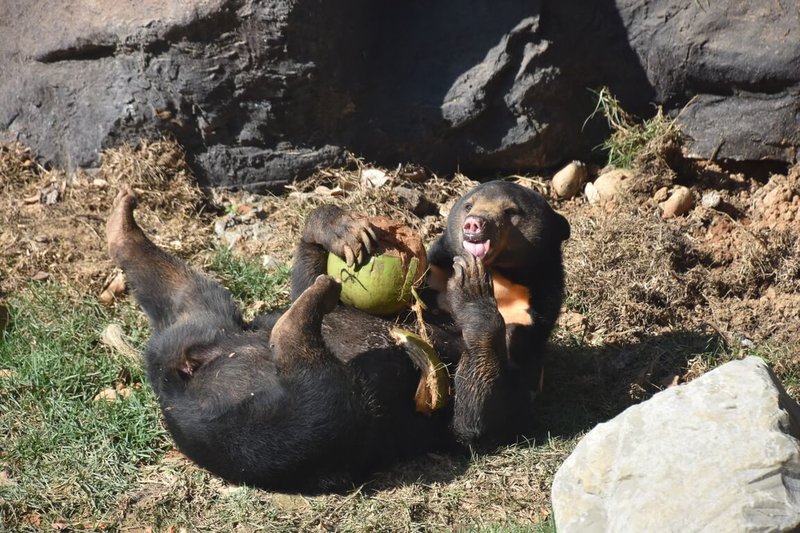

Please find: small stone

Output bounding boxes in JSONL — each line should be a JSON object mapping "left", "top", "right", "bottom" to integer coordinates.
{"left": 31, "top": 271, "right": 49, "bottom": 281}
{"left": 587, "top": 169, "right": 632, "bottom": 205}
{"left": 595, "top": 169, "right": 631, "bottom": 199}
{"left": 92, "top": 178, "right": 109, "bottom": 189}
{"left": 584, "top": 182, "right": 601, "bottom": 205}
{"left": 98, "top": 272, "right": 126, "bottom": 305}
{"left": 361, "top": 168, "right": 389, "bottom": 188}
{"left": 261, "top": 255, "right": 281, "bottom": 271}
{"left": 701, "top": 190, "right": 722, "bottom": 209}
{"left": 214, "top": 218, "right": 231, "bottom": 237}
{"left": 552, "top": 161, "right": 588, "bottom": 199}
{"left": 42, "top": 188, "right": 59, "bottom": 205}
{"left": 660, "top": 186, "right": 695, "bottom": 219}
{"left": 653, "top": 186, "right": 669, "bottom": 203}
{"left": 394, "top": 186, "right": 438, "bottom": 217}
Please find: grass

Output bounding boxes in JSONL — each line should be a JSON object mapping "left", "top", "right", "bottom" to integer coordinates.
{"left": 209, "top": 248, "right": 291, "bottom": 312}
{"left": 588, "top": 86, "right": 680, "bottom": 169}
{"left": 0, "top": 283, "right": 165, "bottom": 529}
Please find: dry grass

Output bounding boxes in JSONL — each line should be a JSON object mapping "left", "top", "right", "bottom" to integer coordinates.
{"left": 0, "top": 139, "right": 210, "bottom": 296}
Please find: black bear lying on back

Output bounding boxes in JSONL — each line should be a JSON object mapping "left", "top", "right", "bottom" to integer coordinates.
{"left": 107, "top": 181, "right": 569, "bottom": 493}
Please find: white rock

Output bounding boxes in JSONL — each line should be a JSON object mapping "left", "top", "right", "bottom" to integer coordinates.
{"left": 702, "top": 190, "right": 722, "bottom": 209}
{"left": 587, "top": 169, "right": 632, "bottom": 204}
{"left": 552, "top": 357, "right": 800, "bottom": 533}
{"left": 552, "top": 161, "right": 588, "bottom": 199}
{"left": 360, "top": 168, "right": 389, "bottom": 188}
{"left": 660, "top": 186, "right": 695, "bottom": 218}
{"left": 584, "top": 182, "right": 601, "bottom": 205}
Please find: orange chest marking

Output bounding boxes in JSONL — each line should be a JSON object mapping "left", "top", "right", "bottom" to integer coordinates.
{"left": 491, "top": 271, "right": 532, "bottom": 326}
{"left": 428, "top": 265, "right": 532, "bottom": 325}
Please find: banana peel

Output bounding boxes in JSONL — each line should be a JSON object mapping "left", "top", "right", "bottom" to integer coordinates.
{"left": 390, "top": 327, "right": 450, "bottom": 414}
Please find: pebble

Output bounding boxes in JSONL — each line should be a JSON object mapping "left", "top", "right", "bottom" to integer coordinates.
{"left": 584, "top": 182, "right": 601, "bottom": 205}
{"left": 653, "top": 186, "right": 669, "bottom": 203}
{"left": 701, "top": 191, "right": 722, "bottom": 209}
{"left": 361, "top": 168, "right": 389, "bottom": 188}
{"left": 660, "top": 186, "right": 695, "bottom": 218}
{"left": 586, "top": 169, "right": 632, "bottom": 204}
{"left": 552, "top": 161, "right": 587, "bottom": 199}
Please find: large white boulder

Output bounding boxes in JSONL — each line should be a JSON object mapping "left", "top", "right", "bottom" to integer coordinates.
{"left": 552, "top": 356, "right": 800, "bottom": 532}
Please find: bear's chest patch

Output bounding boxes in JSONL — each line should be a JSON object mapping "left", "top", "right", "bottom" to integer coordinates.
{"left": 491, "top": 271, "right": 532, "bottom": 326}
{"left": 429, "top": 266, "right": 532, "bottom": 326}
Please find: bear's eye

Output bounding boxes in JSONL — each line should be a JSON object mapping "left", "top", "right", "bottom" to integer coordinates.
{"left": 505, "top": 207, "right": 522, "bottom": 218}
{"left": 463, "top": 202, "right": 473, "bottom": 212}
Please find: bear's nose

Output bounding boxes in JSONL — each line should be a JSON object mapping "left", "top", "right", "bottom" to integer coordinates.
{"left": 463, "top": 216, "right": 486, "bottom": 236}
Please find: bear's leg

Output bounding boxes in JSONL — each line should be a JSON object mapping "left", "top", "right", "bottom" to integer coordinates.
{"left": 106, "top": 187, "right": 242, "bottom": 334}
{"left": 447, "top": 254, "right": 520, "bottom": 446}
{"left": 271, "top": 275, "right": 341, "bottom": 367}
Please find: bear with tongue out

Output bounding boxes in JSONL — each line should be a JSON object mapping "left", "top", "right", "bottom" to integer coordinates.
{"left": 427, "top": 180, "right": 571, "bottom": 398}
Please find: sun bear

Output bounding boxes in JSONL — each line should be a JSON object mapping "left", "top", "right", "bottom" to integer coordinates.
{"left": 106, "top": 180, "right": 568, "bottom": 493}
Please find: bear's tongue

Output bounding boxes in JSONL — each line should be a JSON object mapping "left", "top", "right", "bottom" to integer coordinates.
{"left": 463, "top": 239, "right": 491, "bottom": 258}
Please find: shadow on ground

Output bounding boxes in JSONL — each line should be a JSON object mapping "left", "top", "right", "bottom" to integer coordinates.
{"left": 353, "top": 329, "right": 724, "bottom": 492}
{"left": 533, "top": 329, "right": 725, "bottom": 440}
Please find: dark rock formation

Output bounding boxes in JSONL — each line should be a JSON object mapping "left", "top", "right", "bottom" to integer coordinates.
{"left": 0, "top": 0, "right": 797, "bottom": 190}
{"left": 616, "top": 0, "right": 800, "bottom": 162}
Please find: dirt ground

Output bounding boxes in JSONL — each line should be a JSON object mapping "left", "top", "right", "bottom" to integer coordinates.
{"left": 2, "top": 138, "right": 800, "bottom": 529}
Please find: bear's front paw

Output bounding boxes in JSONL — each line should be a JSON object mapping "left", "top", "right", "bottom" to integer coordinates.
{"left": 328, "top": 214, "right": 379, "bottom": 267}
{"left": 447, "top": 255, "right": 498, "bottom": 322}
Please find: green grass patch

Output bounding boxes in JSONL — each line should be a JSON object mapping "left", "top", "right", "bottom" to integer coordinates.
{"left": 588, "top": 86, "right": 680, "bottom": 169}
{"left": 209, "top": 248, "right": 291, "bottom": 312}
{"left": 0, "top": 284, "right": 167, "bottom": 528}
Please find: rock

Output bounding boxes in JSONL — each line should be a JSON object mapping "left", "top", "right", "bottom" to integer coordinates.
{"left": 617, "top": 0, "right": 800, "bottom": 164}
{"left": 31, "top": 271, "right": 49, "bottom": 282}
{"left": 653, "top": 186, "right": 669, "bottom": 203}
{"left": 552, "top": 161, "right": 588, "bottom": 199}
{"left": 394, "top": 186, "right": 439, "bottom": 217}
{"left": 584, "top": 182, "right": 601, "bottom": 206}
{"left": 660, "top": 186, "right": 695, "bottom": 219}
{"left": 701, "top": 190, "right": 722, "bottom": 209}
{"left": 360, "top": 168, "right": 390, "bottom": 189}
{"left": 98, "top": 272, "right": 126, "bottom": 305}
{"left": 1, "top": 0, "right": 797, "bottom": 186}
{"left": 587, "top": 169, "right": 632, "bottom": 205}
{"left": 552, "top": 357, "right": 800, "bottom": 533}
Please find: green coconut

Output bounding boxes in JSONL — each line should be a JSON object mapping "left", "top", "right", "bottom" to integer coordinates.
{"left": 326, "top": 217, "right": 427, "bottom": 316}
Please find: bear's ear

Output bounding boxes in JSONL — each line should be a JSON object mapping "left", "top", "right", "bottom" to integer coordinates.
{"left": 178, "top": 343, "right": 222, "bottom": 378}
{"left": 552, "top": 211, "right": 570, "bottom": 242}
